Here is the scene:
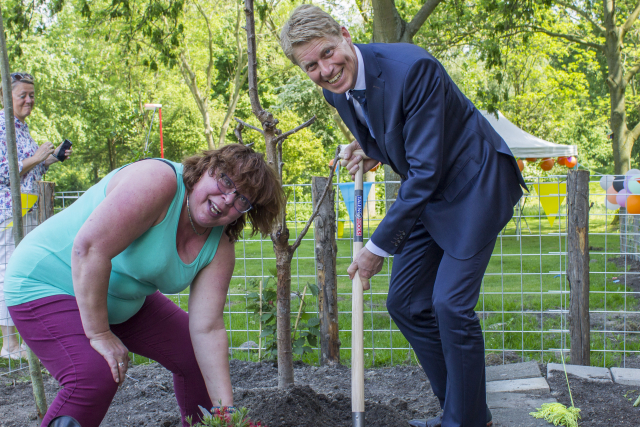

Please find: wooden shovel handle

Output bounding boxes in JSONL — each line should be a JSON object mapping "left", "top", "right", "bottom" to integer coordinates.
{"left": 351, "top": 159, "right": 365, "bottom": 421}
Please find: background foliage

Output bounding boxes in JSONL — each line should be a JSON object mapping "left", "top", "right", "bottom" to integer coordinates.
{"left": 1, "top": 0, "right": 634, "bottom": 192}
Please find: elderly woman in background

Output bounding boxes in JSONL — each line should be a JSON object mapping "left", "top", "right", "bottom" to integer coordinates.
{"left": 0, "top": 72, "right": 72, "bottom": 360}
{"left": 4, "top": 143, "right": 283, "bottom": 427}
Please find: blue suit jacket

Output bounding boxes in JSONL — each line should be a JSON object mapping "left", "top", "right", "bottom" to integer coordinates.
{"left": 324, "top": 43, "right": 526, "bottom": 259}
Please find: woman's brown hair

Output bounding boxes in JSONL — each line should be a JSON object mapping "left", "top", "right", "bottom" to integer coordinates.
{"left": 182, "top": 144, "right": 284, "bottom": 242}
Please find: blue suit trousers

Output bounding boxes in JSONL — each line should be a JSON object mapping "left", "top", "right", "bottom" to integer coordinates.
{"left": 386, "top": 222, "right": 496, "bottom": 427}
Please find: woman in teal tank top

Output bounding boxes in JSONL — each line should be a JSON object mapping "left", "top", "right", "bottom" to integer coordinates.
{"left": 4, "top": 144, "right": 283, "bottom": 427}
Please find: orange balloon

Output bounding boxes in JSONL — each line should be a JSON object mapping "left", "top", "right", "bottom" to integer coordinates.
{"left": 557, "top": 157, "right": 567, "bottom": 166}
{"left": 526, "top": 158, "right": 537, "bottom": 162}
{"left": 517, "top": 159, "right": 524, "bottom": 172}
{"left": 607, "top": 185, "right": 619, "bottom": 204}
{"left": 565, "top": 156, "right": 578, "bottom": 168}
{"left": 540, "top": 158, "right": 554, "bottom": 171}
{"left": 627, "top": 195, "right": 640, "bottom": 214}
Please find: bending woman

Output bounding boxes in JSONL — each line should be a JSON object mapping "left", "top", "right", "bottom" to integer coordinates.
{"left": 4, "top": 144, "right": 283, "bottom": 427}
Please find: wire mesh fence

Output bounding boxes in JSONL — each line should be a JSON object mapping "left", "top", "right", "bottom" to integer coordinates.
{"left": 2, "top": 173, "right": 640, "bottom": 376}
{"left": 0, "top": 205, "right": 39, "bottom": 374}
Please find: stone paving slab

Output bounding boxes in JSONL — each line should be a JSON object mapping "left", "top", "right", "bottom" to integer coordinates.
{"left": 489, "top": 393, "right": 557, "bottom": 426}
{"left": 547, "top": 363, "right": 612, "bottom": 382}
{"left": 486, "top": 378, "right": 550, "bottom": 393}
{"left": 611, "top": 367, "right": 640, "bottom": 386}
{"left": 491, "top": 407, "right": 556, "bottom": 426}
{"left": 487, "top": 392, "right": 556, "bottom": 409}
{"left": 486, "top": 361, "right": 542, "bottom": 382}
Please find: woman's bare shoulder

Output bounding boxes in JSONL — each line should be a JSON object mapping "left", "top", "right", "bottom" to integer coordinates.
{"left": 106, "top": 160, "right": 178, "bottom": 197}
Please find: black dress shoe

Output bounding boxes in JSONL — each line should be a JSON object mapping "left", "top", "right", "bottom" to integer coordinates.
{"left": 48, "top": 416, "right": 81, "bottom": 427}
{"left": 408, "top": 414, "right": 441, "bottom": 427}
{"left": 408, "top": 407, "right": 492, "bottom": 427}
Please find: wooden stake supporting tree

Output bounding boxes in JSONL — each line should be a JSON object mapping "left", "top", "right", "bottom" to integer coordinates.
{"left": 236, "top": 0, "right": 339, "bottom": 387}
{"left": 0, "top": 5, "right": 48, "bottom": 420}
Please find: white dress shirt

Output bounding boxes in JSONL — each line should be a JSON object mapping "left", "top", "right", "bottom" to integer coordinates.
{"left": 346, "top": 46, "right": 390, "bottom": 258}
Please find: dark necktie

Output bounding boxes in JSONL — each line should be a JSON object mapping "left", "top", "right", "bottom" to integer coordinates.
{"left": 350, "top": 89, "right": 375, "bottom": 139}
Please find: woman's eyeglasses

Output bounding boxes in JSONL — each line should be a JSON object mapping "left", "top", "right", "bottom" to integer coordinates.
{"left": 217, "top": 173, "right": 253, "bottom": 213}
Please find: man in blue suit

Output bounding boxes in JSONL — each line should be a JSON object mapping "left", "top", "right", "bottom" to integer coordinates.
{"left": 281, "top": 6, "right": 526, "bottom": 427}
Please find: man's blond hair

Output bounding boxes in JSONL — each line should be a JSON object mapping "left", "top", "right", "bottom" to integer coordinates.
{"left": 280, "top": 5, "right": 342, "bottom": 65}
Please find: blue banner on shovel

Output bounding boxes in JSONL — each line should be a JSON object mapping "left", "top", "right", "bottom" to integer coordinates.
{"left": 338, "top": 182, "right": 374, "bottom": 227}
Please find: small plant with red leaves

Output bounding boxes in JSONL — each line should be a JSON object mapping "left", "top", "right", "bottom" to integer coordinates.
{"left": 186, "top": 405, "right": 266, "bottom": 427}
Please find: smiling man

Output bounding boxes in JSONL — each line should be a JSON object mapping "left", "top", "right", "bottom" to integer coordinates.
{"left": 280, "top": 5, "right": 526, "bottom": 427}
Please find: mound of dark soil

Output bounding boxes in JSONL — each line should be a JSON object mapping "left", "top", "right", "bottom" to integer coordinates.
{"left": 234, "top": 385, "right": 417, "bottom": 427}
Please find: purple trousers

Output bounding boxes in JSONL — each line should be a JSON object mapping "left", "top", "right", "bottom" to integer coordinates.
{"left": 9, "top": 291, "right": 212, "bottom": 427}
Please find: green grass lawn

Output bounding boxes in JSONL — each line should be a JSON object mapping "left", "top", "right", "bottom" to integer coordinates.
{"left": 158, "top": 193, "right": 640, "bottom": 369}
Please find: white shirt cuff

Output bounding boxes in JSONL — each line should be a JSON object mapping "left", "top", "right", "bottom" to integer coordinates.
{"left": 365, "top": 240, "right": 390, "bottom": 258}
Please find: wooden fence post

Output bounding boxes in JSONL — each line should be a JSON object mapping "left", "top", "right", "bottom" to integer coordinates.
{"left": 567, "top": 170, "right": 590, "bottom": 366}
{"left": 312, "top": 176, "right": 341, "bottom": 365}
{"left": 37, "top": 182, "right": 55, "bottom": 225}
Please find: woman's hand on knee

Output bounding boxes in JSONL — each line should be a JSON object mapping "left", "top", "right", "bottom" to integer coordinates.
{"left": 89, "top": 331, "right": 130, "bottom": 386}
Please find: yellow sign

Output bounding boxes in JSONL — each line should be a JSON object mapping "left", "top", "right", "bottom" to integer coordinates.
{"left": 532, "top": 183, "right": 567, "bottom": 226}
{"left": 4, "top": 194, "right": 38, "bottom": 229}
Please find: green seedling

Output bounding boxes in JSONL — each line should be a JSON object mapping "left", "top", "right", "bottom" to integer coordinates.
{"left": 530, "top": 351, "right": 581, "bottom": 426}
{"left": 530, "top": 403, "right": 581, "bottom": 427}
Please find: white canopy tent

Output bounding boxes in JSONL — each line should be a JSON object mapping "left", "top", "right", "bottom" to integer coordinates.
{"left": 481, "top": 111, "right": 577, "bottom": 158}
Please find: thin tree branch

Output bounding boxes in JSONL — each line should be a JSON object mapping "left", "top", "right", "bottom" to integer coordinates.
{"left": 244, "top": 0, "right": 265, "bottom": 121}
{"left": 630, "top": 117, "right": 640, "bottom": 142}
{"left": 273, "top": 116, "right": 317, "bottom": 145}
{"left": 291, "top": 147, "right": 340, "bottom": 253}
{"left": 531, "top": 26, "right": 604, "bottom": 51}
{"left": 192, "top": 0, "right": 215, "bottom": 97}
{"left": 234, "top": 121, "right": 244, "bottom": 144}
{"left": 625, "top": 61, "right": 640, "bottom": 84}
{"left": 406, "top": 0, "right": 445, "bottom": 40}
{"left": 623, "top": 0, "right": 640, "bottom": 37}
{"left": 234, "top": 117, "right": 264, "bottom": 134}
{"left": 555, "top": 0, "right": 606, "bottom": 34}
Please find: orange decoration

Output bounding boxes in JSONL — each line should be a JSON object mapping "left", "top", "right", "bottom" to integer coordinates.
{"left": 565, "top": 156, "right": 578, "bottom": 168}
{"left": 525, "top": 158, "right": 537, "bottom": 162}
{"left": 627, "top": 195, "right": 640, "bottom": 214}
{"left": 329, "top": 158, "right": 335, "bottom": 167}
{"left": 517, "top": 159, "right": 524, "bottom": 172}
{"left": 557, "top": 157, "right": 567, "bottom": 166}
{"left": 607, "top": 185, "right": 619, "bottom": 204}
{"left": 369, "top": 162, "right": 381, "bottom": 172}
{"left": 540, "top": 158, "right": 554, "bottom": 171}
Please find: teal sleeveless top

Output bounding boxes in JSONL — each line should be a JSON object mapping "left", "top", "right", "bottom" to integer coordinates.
{"left": 4, "top": 160, "right": 224, "bottom": 324}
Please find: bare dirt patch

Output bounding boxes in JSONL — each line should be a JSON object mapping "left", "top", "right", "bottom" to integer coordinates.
{"left": 546, "top": 373, "right": 640, "bottom": 427}
{"left": 0, "top": 360, "right": 437, "bottom": 427}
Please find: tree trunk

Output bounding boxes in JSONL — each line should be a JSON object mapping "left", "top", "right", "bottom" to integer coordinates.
{"left": 567, "top": 170, "right": 590, "bottom": 365}
{"left": 243, "top": 0, "right": 317, "bottom": 388}
{"left": 312, "top": 177, "right": 340, "bottom": 366}
{"left": 604, "top": 6, "right": 631, "bottom": 174}
{"left": 0, "top": 6, "right": 48, "bottom": 420}
{"left": 372, "top": 0, "right": 406, "bottom": 43}
{"left": 275, "top": 244, "right": 294, "bottom": 386}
